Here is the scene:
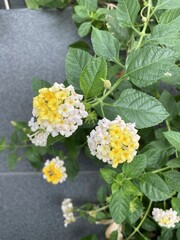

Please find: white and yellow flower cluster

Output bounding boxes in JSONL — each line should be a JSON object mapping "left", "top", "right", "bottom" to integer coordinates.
{"left": 152, "top": 208, "right": 180, "bottom": 228}
{"left": 87, "top": 116, "right": 140, "bottom": 168}
{"left": 42, "top": 157, "right": 67, "bottom": 185}
{"left": 61, "top": 198, "right": 76, "bottom": 227}
{"left": 28, "top": 83, "right": 88, "bottom": 146}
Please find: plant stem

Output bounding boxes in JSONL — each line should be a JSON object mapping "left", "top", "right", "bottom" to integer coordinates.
{"left": 136, "top": 0, "right": 152, "bottom": 49}
{"left": 92, "top": 75, "right": 126, "bottom": 108}
{"left": 126, "top": 201, "right": 152, "bottom": 240}
{"left": 152, "top": 166, "right": 170, "bottom": 174}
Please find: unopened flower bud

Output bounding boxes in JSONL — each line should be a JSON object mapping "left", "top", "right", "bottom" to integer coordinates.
{"left": 142, "top": 16, "right": 147, "bottom": 22}
{"left": 104, "top": 80, "right": 111, "bottom": 89}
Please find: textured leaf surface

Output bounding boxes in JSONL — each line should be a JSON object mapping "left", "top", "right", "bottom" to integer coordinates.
{"left": 158, "top": 0, "right": 180, "bottom": 9}
{"left": 116, "top": 0, "right": 140, "bottom": 28}
{"left": 160, "top": 9, "right": 180, "bottom": 24}
{"left": 80, "top": 57, "right": 107, "bottom": 97}
{"left": 126, "top": 46, "right": 176, "bottom": 87}
{"left": 163, "top": 170, "right": 180, "bottom": 192}
{"left": 91, "top": 28, "right": 120, "bottom": 63}
{"left": 110, "top": 189, "right": 131, "bottom": 223}
{"left": 139, "top": 173, "right": 172, "bottom": 201}
{"left": 114, "top": 89, "right": 169, "bottom": 128}
{"left": 164, "top": 131, "right": 180, "bottom": 151}
{"left": 66, "top": 48, "right": 92, "bottom": 90}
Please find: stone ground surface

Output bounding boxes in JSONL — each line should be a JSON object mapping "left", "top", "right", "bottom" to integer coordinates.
{"left": 0, "top": 8, "right": 105, "bottom": 240}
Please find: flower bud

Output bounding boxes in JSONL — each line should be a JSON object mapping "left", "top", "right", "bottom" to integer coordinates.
{"left": 104, "top": 80, "right": 111, "bottom": 89}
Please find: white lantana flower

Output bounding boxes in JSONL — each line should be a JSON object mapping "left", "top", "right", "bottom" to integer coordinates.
{"left": 87, "top": 116, "right": 140, "bottom": 168}
{"left": 61, "top": 198, "right": 76, "bottom": 227}
{"left": 28, "top": 83, "right": 88, "bottom": 146}
{"left": 152, "top": 208, "right": 180, "bottom": 228}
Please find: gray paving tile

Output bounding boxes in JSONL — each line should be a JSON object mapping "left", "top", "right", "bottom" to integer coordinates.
{"left": 0, "top": 171, "right": 106, "bottom": 240}
{"left": 0, "top": 8, "right": 99, "bottom": 172}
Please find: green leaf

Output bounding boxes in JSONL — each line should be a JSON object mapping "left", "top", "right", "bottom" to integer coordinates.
{"left": 110, "top": 231, "right": 118, "bottom": 240}
{"left": 163, "top": 170, "right": 180, "bottom": 192}
{"left": 100, "top": 168, "right": 117, "bottom": 184}
{"left": 159, "top": 228, "right": 173, "bottom": 240}
{"left": 122, "top": 155, "right": 146, "bottom": 178}
{"left": 80, "top": 234, "right": 98, "bottom": 240}
{"left": 77, "top": 0, "right": 97, "bottom": 12}
{"left": 142, "top": 217, "right": 157, "bottom": 231}
{"left": 164, "top": 131, "right": 180, "bottom": 151}
{"left": 116, "top": 0, "right": 140, "bottom": 28}
{"left": 111, "top": 182, "right": 119, "bottom": 194}
{"left": 161, "top": 65, "right": 180, "bottom": 85}
{"left": 96, "top": 186, "right": 107, "bottom": 203}
{"left": 74, "top": 6, "right": 89, "bottom": 19}
{"left": 177, "top": 228, "right": 180, "bottom": 239}
{"left": 160, "top": 9, "right": 180, "bottom": 24}
{"left": 32, "top": 78, "right": 51, "bottom": 96}
{"left": 158, "top": 0, "right": 180, "bottom": 9}
{"left": 78, "top": 22, "right": 92, "bottom": 37}
{"left": 140, "top": 141, "right": 168, "bottom": 169}
{"left": 110, "top": 189, "right": 131, "bottom": 224}
{"left": 7, "top": 152, "right": 20, "bottom": 170}
{"left": 128, "top": 198, "right": 143, "bottom": 224}
{"left": 68, "top": 40, "right": 90, "bottom": 51}
{"left": 139, "top": 173, "right": 172, "bottom": 201}
{"left": 80, "top": 57, "right": 107, "bottom": 97}
{"left": 91, "top": 28, "right": 120, "bottom": 63}
{"left": 126, "top": 46, "right": 176, "bottom": 87}
{"left": 26, "top": 0, "right": 39, "bottom": 9}
{"left": 147, "top": 24, "right": 180, "bottom": 47}
{"left": 166, "top": 158, "right": 180, "bottom": 168}
{"left": 47, "top": 134, "right": 65, "bottom": 146}
{"left": 65, "top": 48, "right": 92, "bottom": 90}
{"left": 171, "top": 198, "right": 180, "bottom": 215}
{"left": 0, "top": 137, "right": 6, "bottom": 153}
{"left": 160, "top": 90, "right": 178, "bottom": 119}
{"left": 113, "top": 89, "right": 169, "bottom": 128}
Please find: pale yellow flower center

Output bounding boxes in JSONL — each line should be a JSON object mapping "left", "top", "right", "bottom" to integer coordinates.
{"left": 42, "top": 162, "right": 63, "bottom": 184}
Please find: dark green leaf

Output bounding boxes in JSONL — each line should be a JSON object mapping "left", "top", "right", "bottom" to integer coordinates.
{"left": 91, "top": 28, "right": 121, "bottom": 63}
{"left": 32, "top": 78, "right": 51, "bottom": 96}
{"left": 80, "top": 234, "right": 98, "bottom": 240}
{"left": 163, "top": 170, "right": 180, "bottom": 192}
{"left": 126, "top": 46, "right": 176, "bottom": 87}
{"left": 116, "top": 0, "right": 140, "bottom": 28}
{"left": 100, "top": 168, "right": 117, "bottom": 184}
{"left": 110, "top": 230, "right": 118, "bottom": 240}
{"left": 110, "top": 189, "right": 131, "bottom": 224}
{"left": 160, "top": 90, "right": 178, "bottom": 119}
{"left": 80, "top": 57, "right": 107, "bottom": 97}
{"left": 122, "top": 155, "right": 146, "bottom": 178}
{"left": 139, "top": 173, "right": 172, "bottom": 201}
{"left": 142, "top": 217, "right": 157, "bottom": 231}
{"left": 78, "top": 22, "right": 92, "bottom": 37}
{"left": 66, "top": 47, "right": 92, "bottom": 90}
{"left": 96, "top": 186, "right": 107, "bottom": 203}
{"left": 164, "top": 131, "right": 180, "bottom": 151}
{"left": 172, "top": 197, "right": 180, "bottom": 215}
{"left": 7, "top": 152, "right": 20, "bottom": 170}
{"left": 166, "top": 158, "right": 180, "bottom": 168}
{"left": 114, "top": 89, "right": 169, "bottom": 128}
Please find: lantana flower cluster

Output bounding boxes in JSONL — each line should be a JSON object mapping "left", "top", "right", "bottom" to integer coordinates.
{"left": 87, "top": 116, "right": 140, "bottom": 168}
{"left": 152, "top": 208, "right": 180, "bottom": 228}
{"left": 28, "top": 83, "right": 88, "bottom": 146}
{"left": 61, "top": 198, "right": 76, "bottom": 227}
{"left": 42, "top": 157, "right": 67, "bottom": 185}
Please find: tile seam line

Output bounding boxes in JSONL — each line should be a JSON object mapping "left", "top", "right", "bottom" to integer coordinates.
{"left": 0, "top": 170, "right": 100, "bottom": 176}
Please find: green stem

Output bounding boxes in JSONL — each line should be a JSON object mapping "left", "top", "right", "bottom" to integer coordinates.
{"left": 152, "top": 166, "right": 170, "bottom": 174}
{"left": 92, "top": 75, "right": 126, "bottom": 108}
{"left": 136, "top": 0, "right": 152, "bottom": 49}
{"left": 100, "top": 103, "right": 105, "bottom": 118}
{"left": 126, "top": 201, "right": 152, "bottom": 240}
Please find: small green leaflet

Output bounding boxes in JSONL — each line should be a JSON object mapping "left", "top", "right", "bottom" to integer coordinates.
{"left": 166, "top": 158, "right": 180, "bottom": 168}
{"left": 66, "top": 48, "right": 92, "bottom": 90}
{"left": 164, "top": 131, "right": 180, "bottom": 151}
{"left": 126, "top": 46, "right": 176, "bottom": 87}
{"left": 110, "top": 189, "right": 131, "bottom": 224}
{"left": 32, "top": 78, "right": 51, "bottom": 96}
{"left": 77, "top": 0, "right": 97, "bottom": 12}
{"left": 91, "top": 28, "right": 121, "bottom": 63}
{"left": 80, "top": 57, "right": 107, "bottom": 97}
{"left": 116, "top": 0, "right": 140, "bottom": 28}
{"left": 100, "top": 168, "right": 117, "bottom": 184}
{"left": 139, "top": 173, "right": 172, "bottom": 201}
{"left": 157, "top": 0, "right": 180, "bottom": 9}
{"left": 113, "top": 89, "right": 169, "bottom": 129}
{"left": 0, "top": 137, "right": 6, "bottom": 153}
{"left": 78, "top": 22, "right": 91, "bottom": 37}
{"left": 171, "top": 198, "right": 180, "bottom": 215}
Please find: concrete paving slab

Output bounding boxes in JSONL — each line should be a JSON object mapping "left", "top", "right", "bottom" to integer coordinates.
{"left": 0, "top": 171, "right": 105, "bottom": 240}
